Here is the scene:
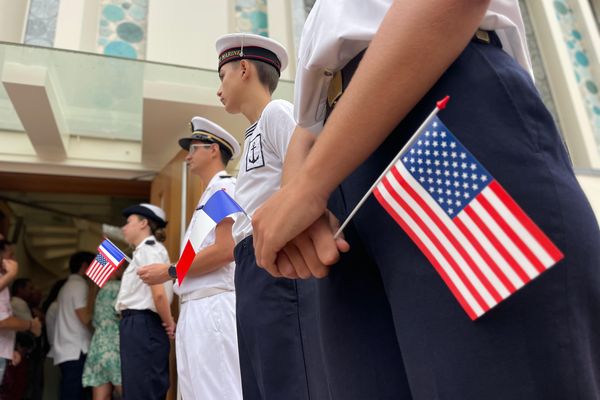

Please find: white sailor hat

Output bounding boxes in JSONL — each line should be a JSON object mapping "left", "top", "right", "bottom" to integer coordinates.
{"left": 122, "top": 203, "right": 168, "bottom": 228}
{"left": 178, "top": 116, "right": 241, "bottom": 159}
{"left": 216, "top": 33, "right": 288, "bottom": 75}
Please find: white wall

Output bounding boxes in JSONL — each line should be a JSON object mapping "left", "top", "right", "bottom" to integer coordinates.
{"left": 577, "top": 174, "right": 600, "bottom": 222}
{"left": 54, "top": 0, "right": 100, "bottom": 52}
{"left": 0, "top": 0, "right": 29, "bottom": 43}
{"left": 267, "top": 0, "right": 296, "bottom": 80}
{"left": 146, "top": 0, "right": 230, "bottom": 70}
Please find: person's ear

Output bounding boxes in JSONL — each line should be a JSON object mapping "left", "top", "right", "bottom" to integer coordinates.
{"left": 210, "top": 144, "right": 219, "bottom": 159}
{"left": 240, "top": 60, "right": 250, "bottom": 81}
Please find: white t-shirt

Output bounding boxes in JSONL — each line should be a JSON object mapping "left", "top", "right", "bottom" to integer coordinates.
{"left": 294, "top": 0, "right": 532, "bottom": 134}
{"left": 45, "top": 301, "right": 58, "bottom": 359}
{"left": 115, "top": 236, "right": 173, "bottom": 312}
{"left": 0, "top": 284, "right": 15, "bottom": 360}
{"left": 53, "top": 274, "right": 91, "bottom": 365}
{"left": 10, "top": 297, "right": 31, "bottom": 320}
{"left": 232, "top": 99, "right": 296, "bottom": 243}
{"left": 174, "top": 171, "right": 237, "bottom": 295}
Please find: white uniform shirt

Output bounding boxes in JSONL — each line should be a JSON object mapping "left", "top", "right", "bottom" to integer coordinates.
{"left": 0, "top": 284, "right": 15, "bottom": 360}
{"left": 115, "top": 236, "right": 173, "bottom": 312}
{"left": 232, "top": 99, "right": 296, "bottom": 243}
{"left": 295, "top": 0, "right": 532, "bottom": 134}
{"left": 174, "top": 171, "right": 237, "bottom": 295}
{"left": 53, "top": 274, "right": 91, "bottom": 365}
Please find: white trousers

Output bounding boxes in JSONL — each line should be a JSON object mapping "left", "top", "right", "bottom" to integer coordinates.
{"left": 176, "top": 291, "right": 242, "bottom": 400}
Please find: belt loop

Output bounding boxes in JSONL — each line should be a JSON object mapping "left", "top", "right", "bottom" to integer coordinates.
{"left": 474, "top": 29, "right": 491, "bottom": 44}
{"left": 327, "top": 70, "right": 343, "bottom": 109}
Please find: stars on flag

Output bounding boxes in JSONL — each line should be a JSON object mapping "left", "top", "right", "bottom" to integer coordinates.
{"left": 403, "top": 126, "right": 491, "bottom": 216}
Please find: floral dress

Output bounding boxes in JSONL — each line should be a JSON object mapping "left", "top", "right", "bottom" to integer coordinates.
{"left": 82, "top": 280, "right": 121, "bottom": 387}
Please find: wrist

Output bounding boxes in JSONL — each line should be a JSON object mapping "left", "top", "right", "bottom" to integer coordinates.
{"left": 294, "top": 169, "right": 331, "bottom": 209}
{"left": 167, "top": 264, "right": 177, "bottom": 280}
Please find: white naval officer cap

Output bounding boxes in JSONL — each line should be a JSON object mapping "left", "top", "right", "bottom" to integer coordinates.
{"left": 216, "top": 33, "right": 288, "bottom": 75}
{"left": 178, "top": 116, "right": 241, "bottom": 160}
{"left": 122, "top": 203, "right": 168, "bottom": 228}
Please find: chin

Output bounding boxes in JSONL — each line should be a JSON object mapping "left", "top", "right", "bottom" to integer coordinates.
{"left": 224, "top": 103, "right": 239, "bottom": 114}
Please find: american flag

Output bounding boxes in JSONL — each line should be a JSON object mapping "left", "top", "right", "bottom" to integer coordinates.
{"left": 85, "top": 239, "right": 126, "bottom": 288}
{"left": 374, "top": 115, "right": 563, "bottom": 320}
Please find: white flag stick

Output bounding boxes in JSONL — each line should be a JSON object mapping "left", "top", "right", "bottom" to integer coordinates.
{"left": 334, "top": 96, "right": 450, "bottom": 239}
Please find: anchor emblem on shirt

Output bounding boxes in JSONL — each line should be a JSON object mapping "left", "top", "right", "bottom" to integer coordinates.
{"left": 248, "top": 142, "right": 260, "bottom": 164}
{"left": 245, "top": 133, "right": 265, "bottom": 171}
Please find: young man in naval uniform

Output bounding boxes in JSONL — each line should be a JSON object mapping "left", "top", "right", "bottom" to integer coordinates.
{"left": 138, "top": 117, "right": 242, "bottom": 400}
{"left": 215, "top": 33, "right": 327, "bottom": 400}
{"left": 252, "top": 1, "right": 600, "bottom": 399}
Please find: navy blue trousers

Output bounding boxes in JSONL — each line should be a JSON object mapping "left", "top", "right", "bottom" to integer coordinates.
{"left": 59, "top": 352, "right": 89, "bottom": 400}
{"left": 119, "top": 309, "right": 170, "bottom": 400}
{"left": 234, "top": 236, "right": 329, "bottom": 400}
{"left": 320, "top": 35, "right": 600, "bottom": 399}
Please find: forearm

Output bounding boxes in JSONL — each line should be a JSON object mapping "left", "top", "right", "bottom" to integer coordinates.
{"left": 151, "top": 286, "right": 173, "bottom": 325}
{"left": 0, "top": 272, "right": 16, "bottom": 291}
{"left": 75, "top": 308, "right": 92, "bottom": 327}
{"left": 185, "top": 245, "right": 234, "bottom": 278}
{"left": 298, "top": 0, "right": 490, "bottom": 197}
{"left": 281, "top": 126, "right": 316, "bottom": 185}
{"left": 0, "top": 316, "right": 30, "bottom": 331}
{"left": 85, "top": 285, "right": 98, "bottom": 322}
{"left": 185, "top": 219, "right": 234, "bottom": 278}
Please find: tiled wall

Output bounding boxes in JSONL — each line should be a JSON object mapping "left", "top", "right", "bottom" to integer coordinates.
{"left": 553, "top": 0, "right": 600, "bottom": 152}
{"left": 24, "top": 0, "right": 60, "bottom": 46}
{"left": 235, "top": 0, "right": 268, "bottom": 36}
{"left": 97, "top": 0, "right": 148, "bottom": 59}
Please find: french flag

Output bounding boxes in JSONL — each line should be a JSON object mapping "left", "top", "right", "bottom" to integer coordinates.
{"left": 176, "top": 189, "right": 244, "bottom": 284}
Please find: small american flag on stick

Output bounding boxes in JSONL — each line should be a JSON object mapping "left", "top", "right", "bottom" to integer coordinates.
{"left": 336, "top": 97, "right": 563, "bottom": 319}
{"left": 85, "top": 239, "right": 127, "bottom": 288}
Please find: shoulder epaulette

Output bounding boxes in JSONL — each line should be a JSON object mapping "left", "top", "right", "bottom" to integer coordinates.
{"left": 219, "top": 175, "right": 232, "bottom": 179}
{"left": 145, "top": 240, "right": 156, "bottom": 245}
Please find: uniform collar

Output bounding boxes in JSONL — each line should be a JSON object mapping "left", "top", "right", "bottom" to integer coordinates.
{"left": 206, "top": 170, "right": 228, "bottom": 189}
{"left": 136, "top": 235, "right": 157, "bottom": 250}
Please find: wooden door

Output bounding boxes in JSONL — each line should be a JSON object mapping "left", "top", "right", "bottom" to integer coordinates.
{"left": 150, "top": 151, "right": 205, "bottom": 400}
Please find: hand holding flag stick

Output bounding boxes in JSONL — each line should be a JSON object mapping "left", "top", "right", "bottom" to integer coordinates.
{"left": 333, "top": 96, "right": 563, "bottom": 319}
{"left": 334, "top": 96, "right": 450, "bottom": 239}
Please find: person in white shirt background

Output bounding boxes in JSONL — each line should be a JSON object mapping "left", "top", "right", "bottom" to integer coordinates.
{"left": 139, "top": 116, "right": 243, "bottom": 400}
{"left": 252, "top": 0, "right": 600, "bottom": 399}
{"left": 116, "top": 203, "right": 174, "bottom": 400}
{"left": 53, "top": 251, "right": 95, "bottom": 400}
{"left": 0, "top": 240, "right": 42, "bottom": 386}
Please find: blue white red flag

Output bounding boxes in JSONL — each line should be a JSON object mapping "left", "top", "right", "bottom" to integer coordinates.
{"left": 176, "top": 189, "right": 244, "bottom": 284}
{"left": 374, "top": 115, "right": 563, "bottom": 320}
{"left": 85, "top": 238, "right": 127, "bottom": 288}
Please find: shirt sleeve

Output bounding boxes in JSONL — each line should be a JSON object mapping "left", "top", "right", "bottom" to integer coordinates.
{"left": 293, "top": 63, "right": 330, "bottom": 136}
{"left": 72, "top": 282, "right": 88, "bottom": 310}
{"left": 263, "top": 101, "right": 297, "bottom": 160}
{"left": 134, "top": 245, "right": 159, "bottom": 268}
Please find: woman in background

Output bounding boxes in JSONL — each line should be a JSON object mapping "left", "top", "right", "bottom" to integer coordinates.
{"left": 82, "top": 267, "right": 123, "bottom": 400}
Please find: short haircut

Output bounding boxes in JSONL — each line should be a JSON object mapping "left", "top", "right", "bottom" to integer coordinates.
{"left": 250, "top": 60, "right": 280, "bottom": 94}
{"left": 68, "top": 251, "right": 96, "bottom": 274}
